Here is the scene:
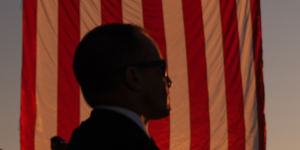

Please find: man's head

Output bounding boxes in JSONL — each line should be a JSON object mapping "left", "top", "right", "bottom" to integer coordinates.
{"left": 73, "top": 24, "right": 171, "bottom": 120}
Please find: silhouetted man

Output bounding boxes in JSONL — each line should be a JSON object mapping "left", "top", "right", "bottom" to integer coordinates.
{"left": 66, "top": 24, "right": 172, "bottom": 150}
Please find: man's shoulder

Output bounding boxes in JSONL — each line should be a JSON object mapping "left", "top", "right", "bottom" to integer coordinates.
{"left": 72, "top": 110, "right": 147, "bottom": 140}
{"left": 76, "top": 109, "right": 131, "bottom": 133}
{"left": 66, "top": 109, "right": 159, "bottom": 150}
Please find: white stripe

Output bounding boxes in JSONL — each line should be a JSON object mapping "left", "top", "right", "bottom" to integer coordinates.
{"left": 162, "top": 0, "right": 191, "bottom": 149}
{"left": 35, "top": 0, "right": 58, "bottom": 150}
{"left": 79, "top": 0, "right": 101, "bottom": 122}
{"left": 122, "top": 0, "right": 143, "bottom": 27}
{"left": 236, "top": 0, "right": 259, "bottom": 149}
{"left": 201, "top": 0, "right": 228, "bottom": 149}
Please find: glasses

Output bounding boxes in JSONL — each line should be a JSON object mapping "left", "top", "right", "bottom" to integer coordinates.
{"left": 124, "top": 60, "right": 172, "bottom": 87}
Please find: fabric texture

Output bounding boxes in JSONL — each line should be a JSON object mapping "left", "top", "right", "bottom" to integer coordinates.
{"left": 21, "top": 0, "right": 266, "bottom": 149}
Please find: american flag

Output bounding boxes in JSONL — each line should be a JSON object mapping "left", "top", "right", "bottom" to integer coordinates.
{"left": 21, "top": 0, "right": 266, "bottom": 150}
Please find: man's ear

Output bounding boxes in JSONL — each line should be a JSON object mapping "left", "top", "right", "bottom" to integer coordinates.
{"left": 124, "top": 67, "right": 142, "bottom": 91}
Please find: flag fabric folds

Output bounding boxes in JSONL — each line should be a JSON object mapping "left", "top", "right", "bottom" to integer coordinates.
{"left": 21, "top": 0, "right": 266, "bottom": 150}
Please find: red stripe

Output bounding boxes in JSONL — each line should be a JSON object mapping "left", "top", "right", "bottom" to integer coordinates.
{"left": 101, "top": 0, "right": 122, "bottom": 24}
{"left": 142, "top": 0, "right": 167, "bottom": 59}
{"left": 250, "top": 0, "right": 266, "bottom": 150}
{"left": 219, "top": 0, "right": 246, "bottom": 150}
{"left": 182, "top": 0, "right": 210, "bottom": 149}
{"left": 21, "top": 0, "right": 37, "bottom": 150}
{"left": 142, "top": 1, "right": 169, "bottom": 149}
{"left": 58, "top": 0, "right": 80, "bottom": 141}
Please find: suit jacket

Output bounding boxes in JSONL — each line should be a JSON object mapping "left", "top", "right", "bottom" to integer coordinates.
{"left": 66, "top": 109, "right": 159, "bottom": 150}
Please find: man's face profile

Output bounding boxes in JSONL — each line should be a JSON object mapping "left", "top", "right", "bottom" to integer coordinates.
{"left": 136, "top": 48, "right": 171, "bottom": 120}
{"left": 73, "top": 24, "right": 171, "bottom": 121}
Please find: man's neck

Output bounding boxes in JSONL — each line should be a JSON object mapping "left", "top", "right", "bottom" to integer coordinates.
{"left": 94, "top": 105, "right": 150, "bottom": 137}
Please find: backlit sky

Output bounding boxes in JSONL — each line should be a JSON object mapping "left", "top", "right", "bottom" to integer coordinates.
{"left": 0, "top": 0, "right": 299, "bottom": 149}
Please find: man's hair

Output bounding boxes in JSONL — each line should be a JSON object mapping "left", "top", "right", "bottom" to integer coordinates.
{"left": 73, "top": 24, "right": 156, "bottom": 107}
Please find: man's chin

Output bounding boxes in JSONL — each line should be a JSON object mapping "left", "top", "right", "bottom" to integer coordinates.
{"left": 151, "top": 108, "right": 170, "bottom": 120}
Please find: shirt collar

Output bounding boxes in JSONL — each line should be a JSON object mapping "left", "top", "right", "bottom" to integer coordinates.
{"left": 94, "top": 105, "right": 149, "bottom": 137}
